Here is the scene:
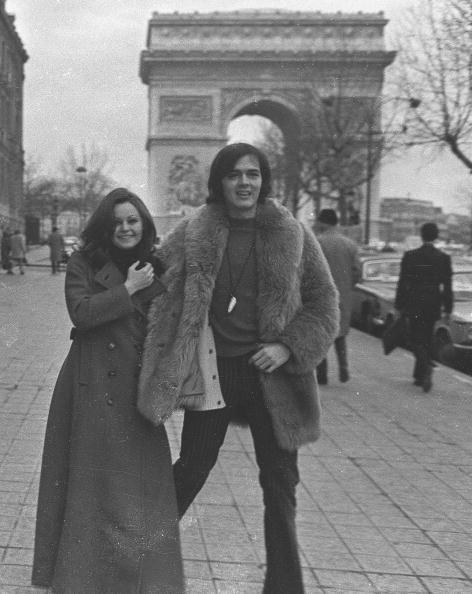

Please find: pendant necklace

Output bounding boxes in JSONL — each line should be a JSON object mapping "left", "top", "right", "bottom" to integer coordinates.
{"left": 225, "top": 236, "right": 256, "bottom": 314}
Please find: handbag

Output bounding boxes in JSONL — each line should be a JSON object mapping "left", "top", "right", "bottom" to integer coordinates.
{"left": 382, "top": 315, "right": 410, "bottom": 355}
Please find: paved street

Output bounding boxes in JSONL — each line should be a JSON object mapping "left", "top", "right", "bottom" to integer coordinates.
{"left": 1, "top": 250, "right": 472, "bottom": 593}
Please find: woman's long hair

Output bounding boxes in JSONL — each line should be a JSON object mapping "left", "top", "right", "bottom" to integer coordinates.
{"left": 80, "top": 188, "right": 157, "bottom": 269}
{"left": 206, "top": 142, "right": 272, "bottom": 204}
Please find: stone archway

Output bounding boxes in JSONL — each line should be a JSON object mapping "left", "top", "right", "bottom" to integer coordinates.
{"left": 140, "top": 10, "right": 394, "bottom": 235}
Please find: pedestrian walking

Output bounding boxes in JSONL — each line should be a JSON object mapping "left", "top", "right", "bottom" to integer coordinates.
{"left": 395, "top": 222, "right": 453, "bottom": 392}
{"left": 48, "top": 226, "right": 65, "bottom": 274}
{"left": 32, "top": 188, "right": 184, "bottom": 593}
{"left": 138, "top": 143, "right": 339, "bottom": 594}
{"left": 1, "top": 227, "right": 12, "bottom": 274}
{"left": 9, "top": 229, "right": 27, "bottom": 274}
{"left": 314, "top": 209, "right": 361, "bottom": 384}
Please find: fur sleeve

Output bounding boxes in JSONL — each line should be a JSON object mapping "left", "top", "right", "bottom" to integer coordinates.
{"left": 278, "top": 227, "right": 339, "bottom": 373}
{"left": 154, "top": 218, "right": 188, "bottom": 271}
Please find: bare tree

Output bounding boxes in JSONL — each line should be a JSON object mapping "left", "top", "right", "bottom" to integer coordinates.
{"left": 59, "top": 143, "right": 116, "bottom": 223}
{"left": 297, "top": 84, "right": 397, "bottom": 227}
{"left": 389, "top": 0, "right": 472, "bottom": 170}
{"left": 23, "top": 156, "right": 61, "bottom": 221}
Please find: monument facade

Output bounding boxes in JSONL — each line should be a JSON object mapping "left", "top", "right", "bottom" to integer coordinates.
{"left": 140, "top": 10, "right": 394, "bottom": 236}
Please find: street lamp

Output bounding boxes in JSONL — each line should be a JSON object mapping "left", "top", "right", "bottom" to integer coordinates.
{"left": 76, "top": 166, "right": 87, "bottom": 230}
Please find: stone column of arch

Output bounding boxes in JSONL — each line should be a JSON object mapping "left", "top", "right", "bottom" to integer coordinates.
{"left": 140, "top": 10, "right": 395, "bottom": 237}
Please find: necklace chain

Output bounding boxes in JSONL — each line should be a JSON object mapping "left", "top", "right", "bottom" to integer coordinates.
{"left": 225, "top": 235, "right": 256, "bottom": 313}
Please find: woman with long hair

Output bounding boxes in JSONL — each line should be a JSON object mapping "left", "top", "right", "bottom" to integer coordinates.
{"left": 32, "top": 188, "right": 184, "bottom": 593}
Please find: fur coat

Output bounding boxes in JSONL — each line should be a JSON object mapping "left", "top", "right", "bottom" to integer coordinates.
{"left": 138, "top": 200, "right": 339, "bottom": 451}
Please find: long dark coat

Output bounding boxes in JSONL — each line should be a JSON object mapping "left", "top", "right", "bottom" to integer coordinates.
{"left": 139, "top": 200, "right": 339, "bottom": 451}
{"left": 48, "top": 230, "right": 65, "bottom": 262}
{"left": 317, "top": 228, "right": 361, "bottom": 337}
{"left": 32, "top": 252, "right": 184, "bottom": 594}
{"left": 395, "top": 243, "right": 453, "bottom": 320}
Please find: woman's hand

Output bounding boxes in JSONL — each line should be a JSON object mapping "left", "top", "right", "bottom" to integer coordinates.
{"left": 124, "top": 261, "right": 154, "bottom": 295}
{"left": 249, "top": 342, "right": 291, "bottom": 373}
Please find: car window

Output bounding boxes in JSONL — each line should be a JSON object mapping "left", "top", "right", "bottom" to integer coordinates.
{"left": 363, "top": 260, "right": 400, "bottom": 282}
{"left": 453, "top": 271, "right": 472, "bottom": 301}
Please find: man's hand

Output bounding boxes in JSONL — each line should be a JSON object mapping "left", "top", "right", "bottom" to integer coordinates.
{"left": 249, "top": 342, "right": 291, "bottom": 373}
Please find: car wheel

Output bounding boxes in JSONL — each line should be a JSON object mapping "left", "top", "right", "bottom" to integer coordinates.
{"left": 433, "top": 329, "right": 455, "bottom": 365}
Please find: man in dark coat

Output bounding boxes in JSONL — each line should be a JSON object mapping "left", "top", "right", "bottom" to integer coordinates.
{"left": 395, "top": 222, "right": 453, "bottom": 392}
{"left": 48, "top": 226, "right": 65, "bottom": 274}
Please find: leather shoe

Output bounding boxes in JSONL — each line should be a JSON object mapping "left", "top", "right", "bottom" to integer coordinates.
{"left": 339, "top": 368, "right": 350, "bottom": 383}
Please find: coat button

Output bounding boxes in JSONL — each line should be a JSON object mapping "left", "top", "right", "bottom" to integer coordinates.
{"left": 108, "top": 370, "right": 116, "bottom": 377}
{"left": 209, "top": 349, "right": 213, "bottom": 354}
{"left": 106, "top": 398, "right": 113, "bottom": 406}
{"left": 107, "top": 342, "right": 116, "bottom": 350}
{"left": 212, "top": 375, "right": 217, "bottom": 380}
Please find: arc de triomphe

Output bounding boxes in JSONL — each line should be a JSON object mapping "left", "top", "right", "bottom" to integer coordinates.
{"left": 140, "top": 10, "right": 394, "bottom": 236}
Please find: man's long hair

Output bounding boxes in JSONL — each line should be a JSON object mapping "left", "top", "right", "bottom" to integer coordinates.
{"left": 206, "top": 142, "right": 272, "bottom": 204}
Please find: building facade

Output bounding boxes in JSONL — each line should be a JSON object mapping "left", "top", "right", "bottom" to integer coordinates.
{"left": 380, "top": 197, "right": 450, "bottom": 244}
{"left": 0, "top": 0, "right": 27, "bottom": 230}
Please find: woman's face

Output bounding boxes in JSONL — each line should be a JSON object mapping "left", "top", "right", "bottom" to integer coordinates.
{"left": 111, "top": 202, "right": 143, "bottom": 250}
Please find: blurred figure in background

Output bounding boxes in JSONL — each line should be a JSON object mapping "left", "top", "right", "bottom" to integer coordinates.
{"left": 314, "top": 209, "right": 361, "bottom": 384}
{"left": 9, "top": 229, "right": 27, "bottom": 275}
{"left": 1, "top": 227, "right": 12, "bottom": 274}
{"left": 395, "top": 222, "right": 453, "bottom": 392}
{"left": 48, "top": 226, "right": 65, "bottom": 274}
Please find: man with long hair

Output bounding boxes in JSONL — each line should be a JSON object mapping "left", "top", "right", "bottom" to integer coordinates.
{"left": 139, "top": 143, "right": 339, "bottom": 593}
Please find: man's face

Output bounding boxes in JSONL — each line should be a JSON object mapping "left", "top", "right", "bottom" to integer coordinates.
{"left": 221, "top": 154, "right": 262, "bottom": 219}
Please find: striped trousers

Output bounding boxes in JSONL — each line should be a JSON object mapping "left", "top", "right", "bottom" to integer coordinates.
{"left": 173, "top": 353, "right": 304, "bottom": 594}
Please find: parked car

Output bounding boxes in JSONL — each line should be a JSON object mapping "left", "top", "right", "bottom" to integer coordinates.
{"left": 61, "top": 236, "right": 79, "bottom": 263}
{"left": 433, "top": 269, "right": 472, "bottom": 367}
{"left": 350, "top": 254, "right": 401, "bottom": 334}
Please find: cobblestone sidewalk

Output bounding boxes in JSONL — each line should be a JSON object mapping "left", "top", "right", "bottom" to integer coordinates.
{"left": 1, "top": 268, "right": 472, "bottom": 592}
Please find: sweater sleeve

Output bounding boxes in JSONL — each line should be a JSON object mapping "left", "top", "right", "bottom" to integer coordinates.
{"left": 65, "top": 253, "right": 134, "bottom": 331}
{"left": 277, "top": 227, "right": 340, "bottom": 373}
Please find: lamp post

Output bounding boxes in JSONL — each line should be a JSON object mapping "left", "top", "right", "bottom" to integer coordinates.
{"left": 364, "top": 126, "right": 374, "bottom": 245}
{"left": 76, "top": 166, "right": 87, "bottom": 230}
{"left": 51, "top": 197, "right": 59, "bottom": 228}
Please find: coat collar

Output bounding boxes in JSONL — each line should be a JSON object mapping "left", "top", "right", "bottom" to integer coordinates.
{"left": 94, "top": 260, "right": 123, "bottom": 289}
{"left": 176, "top": 199, "right": 305, "bottom": 340}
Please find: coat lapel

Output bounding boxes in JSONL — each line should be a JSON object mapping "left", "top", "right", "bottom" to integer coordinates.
{"left": 94, "top": 261, "right": 124, "bottom": 289}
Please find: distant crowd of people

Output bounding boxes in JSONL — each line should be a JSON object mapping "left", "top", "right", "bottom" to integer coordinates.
{"left": 1, "top": 225, "right": 68, "bottom": 275}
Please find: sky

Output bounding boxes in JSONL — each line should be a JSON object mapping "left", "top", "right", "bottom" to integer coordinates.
{"left": 6, "top": 0, "right": 471, "bottom": 216}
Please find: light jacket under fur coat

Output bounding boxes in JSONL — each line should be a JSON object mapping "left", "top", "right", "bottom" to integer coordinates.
{"left": 138, "top": 199, "right": 339, "bottom": 451}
